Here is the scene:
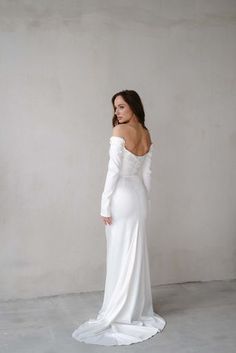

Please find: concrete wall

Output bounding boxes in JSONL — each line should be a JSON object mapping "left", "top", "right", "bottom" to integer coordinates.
{"left": 0, "top": 0, "right": 236, "bottom": 300}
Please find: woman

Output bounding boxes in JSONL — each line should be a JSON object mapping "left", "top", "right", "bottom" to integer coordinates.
{"left": 72, "top": 90, "right": 166, "bottom": 346}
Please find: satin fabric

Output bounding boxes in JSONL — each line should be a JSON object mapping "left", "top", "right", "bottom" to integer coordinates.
{"left": 72, "top": 136, "right": 166, "bottom": 345}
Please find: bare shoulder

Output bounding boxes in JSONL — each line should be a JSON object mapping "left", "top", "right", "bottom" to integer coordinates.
{"left": 112, "top": 124, "right": 129, "bottom": 138}
{"left": 112, "top": 124, "right": 153, "bottom": 146}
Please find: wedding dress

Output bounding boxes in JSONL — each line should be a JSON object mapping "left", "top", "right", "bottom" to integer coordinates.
{"left": 72, "top": 135, "right": 166, "bottom": 346}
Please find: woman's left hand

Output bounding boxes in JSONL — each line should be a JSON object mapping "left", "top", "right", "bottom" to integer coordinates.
{"left": 101, "top": 216, "right": 112, "bottom": 225}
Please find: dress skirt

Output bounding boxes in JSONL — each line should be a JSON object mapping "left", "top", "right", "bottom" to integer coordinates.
{"left": 72, "top": 175, "right": 166, "bottom": 345}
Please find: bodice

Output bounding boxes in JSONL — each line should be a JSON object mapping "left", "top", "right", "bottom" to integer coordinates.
{"left": 110, "top": 136, "right": 153, "bottom": 177}
{"left": 101, "top": 136, "right": 153, "bottom": 217}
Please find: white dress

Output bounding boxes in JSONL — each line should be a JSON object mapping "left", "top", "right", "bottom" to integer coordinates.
{"left": 72, "top": 136, "right": 166, "bottom": 346}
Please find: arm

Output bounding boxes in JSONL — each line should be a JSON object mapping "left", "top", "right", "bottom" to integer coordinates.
{"left": 100, "top": 136, "right": 125, "bottom": 217}
{"left": 142, "top": 144, "right": 153, "bottom": 207}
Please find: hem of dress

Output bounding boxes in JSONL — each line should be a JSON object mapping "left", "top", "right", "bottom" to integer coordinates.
{"left": 72, "top": 319, "right": 167, "bottom": 346}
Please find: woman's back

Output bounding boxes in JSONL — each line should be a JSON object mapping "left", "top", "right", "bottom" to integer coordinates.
{"left": 113, "top": 123, "right": 152, "bottom": 157}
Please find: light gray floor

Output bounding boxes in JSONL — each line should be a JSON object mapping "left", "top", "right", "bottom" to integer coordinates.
{"left": 1, "top": 279, "right": 236, "bottom": 353}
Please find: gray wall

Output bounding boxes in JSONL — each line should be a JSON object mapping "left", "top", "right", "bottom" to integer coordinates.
{"left": 0, "top": 0, "right": 236, "bottom": 300}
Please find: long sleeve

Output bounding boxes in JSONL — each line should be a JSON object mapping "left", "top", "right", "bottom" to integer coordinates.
{"left": 100, "top": 136, "right": 125, "bottom": 217}
{"left": 142, "top": 144, "right": 153, "bottom": 205}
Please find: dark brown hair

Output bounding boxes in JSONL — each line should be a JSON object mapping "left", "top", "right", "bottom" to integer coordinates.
{"left": 111, "top": 90, "right": 148, "bottom": 130}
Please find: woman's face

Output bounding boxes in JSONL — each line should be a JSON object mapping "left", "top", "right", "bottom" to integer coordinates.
{"left": 114, "top": 95, "right": 134, "bottom": 124}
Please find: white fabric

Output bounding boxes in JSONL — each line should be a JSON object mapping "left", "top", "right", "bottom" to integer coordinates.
{"left": 72, "top": 136, "right": 166, "bottom": 346}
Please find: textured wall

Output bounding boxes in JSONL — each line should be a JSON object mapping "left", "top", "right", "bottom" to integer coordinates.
{"left": 0, "top": 0, "right": 236, "bottom": 300}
